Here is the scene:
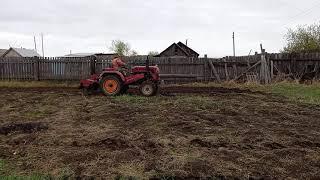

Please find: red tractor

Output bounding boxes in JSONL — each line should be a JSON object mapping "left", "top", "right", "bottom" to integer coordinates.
{"left": 80, "top": 57, "right": 160, "bottom": 96}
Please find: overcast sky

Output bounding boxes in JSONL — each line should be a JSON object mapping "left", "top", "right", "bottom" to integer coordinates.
{"left": 0, "top": 0, "right": 319, "bottom": 57}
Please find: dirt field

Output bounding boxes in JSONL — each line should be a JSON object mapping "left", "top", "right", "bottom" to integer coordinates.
{"left": 0, "top": 86, "right": 320, "bottom": 179}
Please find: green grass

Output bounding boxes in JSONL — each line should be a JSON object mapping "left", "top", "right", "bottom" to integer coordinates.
{"left": 0, "top": 175, "right": 51, "bottom": 180}
{"left": 112, "top": 94, "right": 150, "bottom": 104}
{"left": 268, "top": 83, "right": 320, "bottom": 105}
{"left": 0, "top": 81, "right": 78, "bottom": 88}
{"left": 0, "top": 159, "right": 5, "bottom": 173}
{"left": 0, "top": 159, "right": 48, "bottom": 180}
{"left": 184, "top": 81, "right": 320, "bottom": 105}
{"left": 0, "top": 159, "right": 68, "bottom": 180}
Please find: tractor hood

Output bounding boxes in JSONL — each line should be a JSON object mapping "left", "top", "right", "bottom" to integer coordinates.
{"left": 131, "top": 66, "right": 160, "bottom": 74}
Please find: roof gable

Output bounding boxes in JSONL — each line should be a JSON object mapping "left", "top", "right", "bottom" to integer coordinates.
{"left": 158, "top": 42, "right": 199, "bottom": 57}
{"left": 12, "top": 48, "right": 41, "bottom": 57}
{"left": 177, "top": 42, "right": 199, "bottom": 56}
{"left": 158, "top": 43, "right": 190, "bottom": 57}
{"left": 2, "top": 48, "right": 41, "bottom": 57}
{"left": 0, "top": 49, "right": 7, "bottom": 57}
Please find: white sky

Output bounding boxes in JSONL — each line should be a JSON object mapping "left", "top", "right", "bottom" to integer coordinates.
{"left": 0, "top": 0, "right": 320, "bottom": 57}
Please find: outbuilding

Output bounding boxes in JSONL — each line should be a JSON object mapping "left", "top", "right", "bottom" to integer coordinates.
{"left": 1, "top": 47, "right": 41, "bottom": 58}
{"left": 157, "top": 42, "right": 199, "bottom": 58}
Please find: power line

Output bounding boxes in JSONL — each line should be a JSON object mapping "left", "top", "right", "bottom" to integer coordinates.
{"left": 283, "top": 1, "right": 320, "bottom": 28}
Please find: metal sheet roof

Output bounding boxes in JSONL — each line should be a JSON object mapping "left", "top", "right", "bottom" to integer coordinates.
{"left": 12, "top": 48, "right": 41, "bottom": 57}
{"left": 63, "top": 53, "right": 97, "bottom": 58}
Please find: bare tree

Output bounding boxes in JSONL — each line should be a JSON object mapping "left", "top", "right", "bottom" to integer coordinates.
{"left": 148, "top": 51, "right": 159, "bottom": 56}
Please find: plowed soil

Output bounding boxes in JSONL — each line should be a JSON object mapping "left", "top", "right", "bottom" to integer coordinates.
{"left": 0, "top": 86, "right": 320, "bottom": 179}
{"left": 0, "top": 86, "right": 261, "bottom": 95}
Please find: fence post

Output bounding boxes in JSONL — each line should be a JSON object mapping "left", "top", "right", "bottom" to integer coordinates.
{"left": 259, "top": 44, "right": 271, "bottom": 84}
{"left": 270, "top": 60, "right": 274, "bottom": 80}
{"left": 232, "top": 57, "right": 238, "bottom": 79}
{"left": 208, "top": 59, "right": 221, "bottom": 83}
{"left": 203, "top": 55, "right": 208, "bottom": 82}
{"left": 223, "top": 57, "right": 230, "bottom": 81}
{"left": 34, "top": 57, "right": 40, "bottom": 81}
{"left": 90, "top": 55, "right": 97, "bottom": 75}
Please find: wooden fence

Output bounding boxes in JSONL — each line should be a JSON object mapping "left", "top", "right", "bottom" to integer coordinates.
{"left": 0, "top": 57, "right": 92, "bottom": 81}
{"left": 270, "top": 53, "right": 320, "bottom": 79}
{"left": 1, "top": 52, "right": 320, "bottom": 83}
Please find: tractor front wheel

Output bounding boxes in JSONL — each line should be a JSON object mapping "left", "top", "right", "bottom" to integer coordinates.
{"left": 139, "top": 81, "right": 157, "bottom": 97}
{"left": 100, "top": 76, "right": 122, "bottom": 96}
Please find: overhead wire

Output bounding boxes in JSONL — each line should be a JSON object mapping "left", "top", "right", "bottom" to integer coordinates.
{"left": 282, "top": 1, "right": 320, "bottom": 28}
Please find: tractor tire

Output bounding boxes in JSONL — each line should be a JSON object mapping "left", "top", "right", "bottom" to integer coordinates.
{"left": 121, "top": 85, "right": 129, "bottom": 94}
{"left": 100, "top": 75, "right": 122, "bottom": 96}
{"left": 139, "top": 81, "right": 157, "bottom": 97}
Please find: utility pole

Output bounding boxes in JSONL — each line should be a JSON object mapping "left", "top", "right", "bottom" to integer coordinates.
{"left": 34, "top": 36, "right": 37, "bottom": 52}
{"left": 41, "top": 33, "right": 44, "bottom": 57}
{"left": 232, "top": 32, "right": 236, "bottom": 57}
{"left": 185, "top": 39, "right": 188, "bottom": 46}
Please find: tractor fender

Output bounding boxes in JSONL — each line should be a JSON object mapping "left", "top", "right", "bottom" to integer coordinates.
{"left": 99, "top": 71, "right": 126, "bottom": 82}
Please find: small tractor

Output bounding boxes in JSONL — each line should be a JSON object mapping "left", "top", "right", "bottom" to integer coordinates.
{"left": 80, "top": 57, "right": 160, "bottom": 96}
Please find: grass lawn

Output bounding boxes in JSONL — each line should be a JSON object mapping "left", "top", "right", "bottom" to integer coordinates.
{"left": 0, "top": 159, "right": 49, "bottom": 180}
{"left": 269, "top": 83, "right": 320, "bottom": 105}
{"left": 183, "top": 81, "right": 320, "bottom": 105}
{"left": 0, "top": 81, "right": 78, "bottom": 88}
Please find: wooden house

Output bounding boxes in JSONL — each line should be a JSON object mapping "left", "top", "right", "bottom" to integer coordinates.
{"left": 1, "top": 47, "right": 41, "bottom": 58}
{"left": 157, "top": 42, "right": 199, "bottom": 58}
{"left": 0, "top": 49, "right": 7, "bottom": 57}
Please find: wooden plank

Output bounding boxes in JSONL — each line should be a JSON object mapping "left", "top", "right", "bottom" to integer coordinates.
{"left": 232, "top": 63, "right": 238, "bottom": 79}
{"left": 271, "top": 60, "right": 274, "bottom": 79}
{"left": 223, "top": 58, "right": 229, "bottom": 81}
{"left": 259, "top": 44, "right": 271, "bottom": 84}
{"left": 234, "top": 61, "right": 262, "bottom": 81}
{"left": 208, "top": 60, "right": 221, "bottom": 82}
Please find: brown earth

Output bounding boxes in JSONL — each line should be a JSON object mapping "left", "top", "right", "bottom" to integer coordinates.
{"left": 0, "top": 87, "right": 320, "bottom": 179}
{"left": 0, "top": 86, "right": 262, "bottom": 95}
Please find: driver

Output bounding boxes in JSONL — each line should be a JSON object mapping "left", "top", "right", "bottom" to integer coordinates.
{"left": 112, "top": 56, "right": 129, "bottom": 76}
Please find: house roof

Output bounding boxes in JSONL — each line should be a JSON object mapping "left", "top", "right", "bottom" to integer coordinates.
{"left": 158, "top": 42, "right": 199, "bottom": 57}
{"left": 63, "top": 53, "right": 97, "bottom": 58}
{"left": 3, "top": 48, "right": 41, "bottom": 57}
{"left": 177, "top": 42, "right": 199, "bottom": 56}
{"left": 12, "top": 48, "right": 41, "bottom": 57}
{"left": 62, "top": 53, "right": 117, "bottom": 58}
{"left": 0, "top": 49, "right": 7, "bottom": 57}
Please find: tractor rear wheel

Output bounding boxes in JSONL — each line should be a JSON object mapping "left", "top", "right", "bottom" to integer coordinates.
{"left": 100, "top": 76, "right": 122, "bottom": 96}
{"left": 139, "top": 81, "right": 157, "bottom": 97}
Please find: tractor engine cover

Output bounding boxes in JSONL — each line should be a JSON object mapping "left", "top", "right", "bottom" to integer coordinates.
{"left": 132, "top": 66, "right": 160, "bottom": 81}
